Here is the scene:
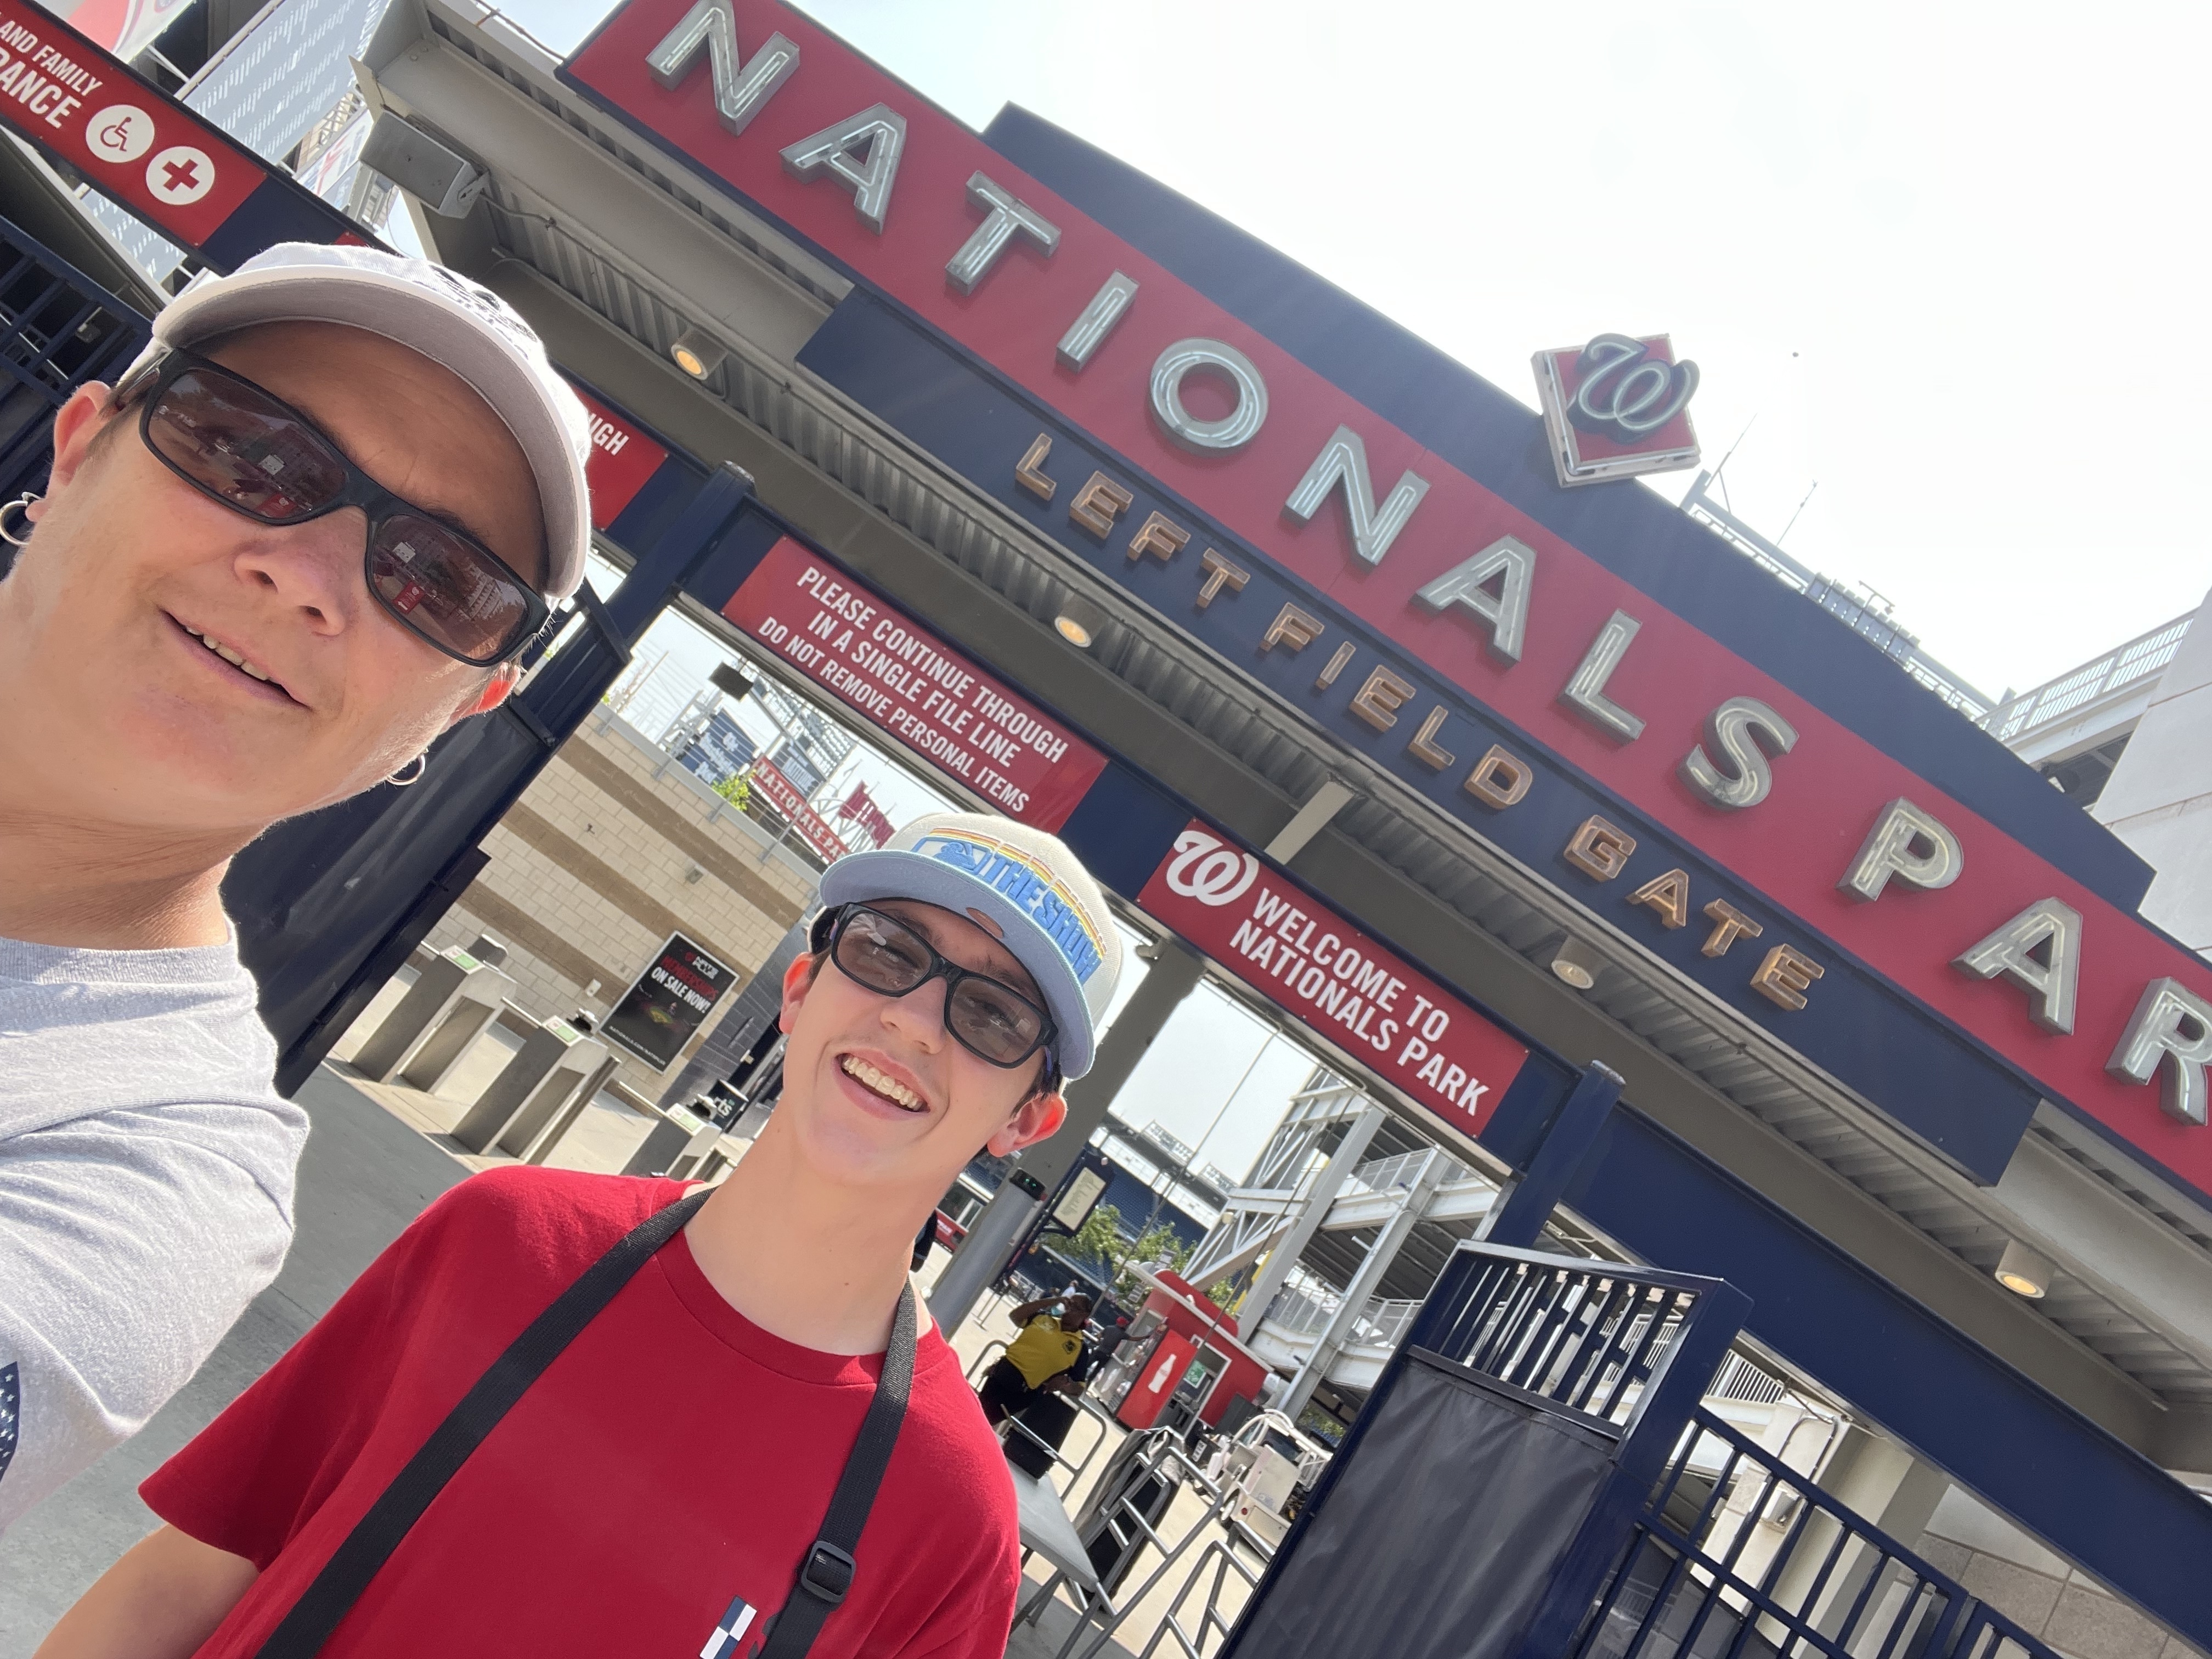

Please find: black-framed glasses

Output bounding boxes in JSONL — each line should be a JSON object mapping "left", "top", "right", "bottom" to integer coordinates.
{"left": 827, "top": 905, "right": 1056, "bottom": 1070}
{"left": 114, "top": 348, "right": 550, "bottom": 667}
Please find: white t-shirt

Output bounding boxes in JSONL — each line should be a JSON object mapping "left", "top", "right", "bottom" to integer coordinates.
{"left": 0, "top": 933, "right": 307, "bottom": 1533}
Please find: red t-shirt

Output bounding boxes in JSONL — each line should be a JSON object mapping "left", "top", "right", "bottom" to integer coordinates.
{"left": 143, "top": 1167, "right": 1019, "bottom": 1658}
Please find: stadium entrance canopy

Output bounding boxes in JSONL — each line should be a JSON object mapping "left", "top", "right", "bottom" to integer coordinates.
{"left": 9, "top": 0, "right": 2212, "bottom": 1644}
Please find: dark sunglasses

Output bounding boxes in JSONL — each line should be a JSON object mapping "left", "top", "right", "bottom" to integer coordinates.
{"left": 113, "top": 348, "right": 550, "bottom": 667}
{"left": 827, "top": 905, "right": 1056, "bottom": 1071}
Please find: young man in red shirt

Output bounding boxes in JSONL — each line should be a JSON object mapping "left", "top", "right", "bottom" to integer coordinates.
{"left": 38, "top": 813, "right": 1122, "bottom": 1659}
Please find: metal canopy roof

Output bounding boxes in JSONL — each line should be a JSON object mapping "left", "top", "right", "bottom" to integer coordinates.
{"left": 377, "top": 3, "right": 2212, "bottom": 1442}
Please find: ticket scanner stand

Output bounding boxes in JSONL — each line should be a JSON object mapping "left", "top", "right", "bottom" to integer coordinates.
{"left": 449, "top": 1016, "right": 612, "bottom": 1157}
{"left": 348, "top": 939, "right": 516, "bottom": 1091}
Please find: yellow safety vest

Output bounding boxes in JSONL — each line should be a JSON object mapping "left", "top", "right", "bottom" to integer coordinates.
{"left": 1005, "top": 1316, "right": 1083, "bottom": 1388}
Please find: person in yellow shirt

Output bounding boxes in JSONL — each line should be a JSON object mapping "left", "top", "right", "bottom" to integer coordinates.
{"left": 977, "top": 1293, "right": 1093, "bottom": 1425}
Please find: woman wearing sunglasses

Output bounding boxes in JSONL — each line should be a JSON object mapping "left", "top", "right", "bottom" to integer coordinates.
{"left": 0, "top": 244, "right": 591, "bottom": 1539}
{"left": 43, "top": 814, "right": 1122, "bottom": 1659}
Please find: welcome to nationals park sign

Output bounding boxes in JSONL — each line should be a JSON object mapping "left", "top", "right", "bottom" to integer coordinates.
{"left": 563, "top": 0, "right": 2212, "bottom": 1201}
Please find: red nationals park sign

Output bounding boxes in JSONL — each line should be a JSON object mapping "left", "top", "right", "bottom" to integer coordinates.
{"left": 721, "top": 537, "right": 1106, "bottom": 830}
{"left": 565, "top": 0, "right": 2212, "bottom": 1198}
{"left": 1140, "top": 822, "right": 1530, "bottom": 1138}
{"left": 746, "top": 758, "right": 849, "bottom": 865}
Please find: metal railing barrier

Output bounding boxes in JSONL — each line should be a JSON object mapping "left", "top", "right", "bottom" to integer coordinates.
{"left": 1978, "top": 612, "right": 2194, "bottom": 747}
{"left": 0, "top": 215, "right": 150, "bottom": 555}
{"left": 1220, "top": 1240, "right": 1750, "bottom": 1659}
{"left": 1575, "top": 1406, "right": 2059, "bottom": 1659}
{"left": 1411, "top": 1247, "right": 1722, "bottom": 1432}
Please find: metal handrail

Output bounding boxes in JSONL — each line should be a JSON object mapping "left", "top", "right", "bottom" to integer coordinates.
{"left": 1054, "top": 1436, "right": 1240, "bottom": 1659}
{"left": 1138, "top": 1529, "right": 1270, "bottom": 1658}
{"left": 1002, "top": 1393, "right": 1118, "bottom": 1498}
{"left": 1347, "top": 1296, "right": 1421, "bottom": 1350}
{"left": 1341, "top": 1147, "right": 1462, "bottom": 1197}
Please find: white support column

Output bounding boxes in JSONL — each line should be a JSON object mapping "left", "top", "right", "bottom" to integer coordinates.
{"left": 1238, "top": 1103, "right": 1387, "bottom": 1330}
{"left": 1280, "top": 1146, "right": 1453, "bottom": 1418}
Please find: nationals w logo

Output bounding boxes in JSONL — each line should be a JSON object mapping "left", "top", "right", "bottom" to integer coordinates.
{"left": 1567, "top": 333, "right": 1700, "bottom": 441}
{"left": 1161, "top": 830, "right": 1257, "bottom": 907}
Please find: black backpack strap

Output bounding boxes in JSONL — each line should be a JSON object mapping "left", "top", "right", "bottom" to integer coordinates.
{"left": 756, "top": 1279, "right": 919, "bottom": 1659}
{"left": 251, "top": 1187, "right": 710, "bottom": 1659}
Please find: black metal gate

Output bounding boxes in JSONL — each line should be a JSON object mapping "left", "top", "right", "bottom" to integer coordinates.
{"left": 1579, "top": 1406, "right": 2057, "bottom": 1659}
{"left": 0, "top": 216, "right": 149, "bottom": 555}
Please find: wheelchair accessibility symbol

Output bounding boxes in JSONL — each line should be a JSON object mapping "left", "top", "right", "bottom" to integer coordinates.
{"left": 85, "top": 105, "right": 155, "bottom": 165}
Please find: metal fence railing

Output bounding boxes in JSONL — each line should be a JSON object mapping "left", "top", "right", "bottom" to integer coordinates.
{"left": 1261, "top": 1274, "right": 1339, "bottom": 1339}
{"left": 1575, "top": 1406, "right": 2059, "bottom": 1659}
{"left": 1348, "top": 1296, "right": 1421, "bottom": 1350}
{"left": 1978, "top": 612, "right": 2194, "bottom": 747}
{"left": 1413, "top": 1248, "right": 1719, "bottom": 1432}
{"left": 0, "top": 216, "right": 151, "bottom": 551}
{"left": 1342, "top": 1147, "right": 1467, "bottom": 1199}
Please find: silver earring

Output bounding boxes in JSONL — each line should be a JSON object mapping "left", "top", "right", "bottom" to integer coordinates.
{"left": 0, "top": 494, "right": 39, "bottom": 546}
{"left": 388, "top": 753, "right": 428, "bottom": 787}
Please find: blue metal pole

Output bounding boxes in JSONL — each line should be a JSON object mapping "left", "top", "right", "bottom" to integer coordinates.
{"left": 1480, "top": 1061, "right": 1623, "bottom": 1250}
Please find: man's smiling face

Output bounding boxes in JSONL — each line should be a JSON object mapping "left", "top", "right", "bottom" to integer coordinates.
{"left": 775, "top": 898, "right": 1066, "bottom": 1196}
{"left": 0, "top": 320, "right": 543, "bottom": 843}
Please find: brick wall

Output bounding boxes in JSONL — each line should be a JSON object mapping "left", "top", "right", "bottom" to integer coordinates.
{"left": 425, "top": 706, "right": 819, "bottom": 1101}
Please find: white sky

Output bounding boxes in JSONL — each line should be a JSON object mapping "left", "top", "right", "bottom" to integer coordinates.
{"left": 518, "top": 0, "right": 2210, "bottom": 1165}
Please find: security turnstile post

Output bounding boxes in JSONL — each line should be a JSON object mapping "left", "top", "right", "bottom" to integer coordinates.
{"left": 927, "top": 1168, "right": 1047, "bottom": 1334}
{"left": 349, "top": 941, "right": 515, "bottom": 1088}
{"left": 449, "top": 1018, "right": 604, "bottom": 1154}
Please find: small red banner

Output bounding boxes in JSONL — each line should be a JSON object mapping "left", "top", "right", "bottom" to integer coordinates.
{"left": 1138, "top": 821, "right": 1530, "bottom": 1138}
{"left": 721, "top": 537, "right": 1107, "bottom": 830}
{"left": 569, "top": 385, "right": 667, "bottom": 531}
{"left": 747, "top": 757, "right": 849, "bottom": 865}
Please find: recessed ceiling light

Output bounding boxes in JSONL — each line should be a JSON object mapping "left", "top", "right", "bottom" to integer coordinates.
{"left": 1550, "top": 936, "right": 1604, "bottom": 990}
{"left": 670, "top": 325, "right": 726, "bottom": 380}
{"left": 1054, "top": 595, "right": 1108, "bottom": 650}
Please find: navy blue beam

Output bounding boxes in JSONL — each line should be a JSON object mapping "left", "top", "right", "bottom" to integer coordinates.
{"left": 1480, "top": 1062, "right": 1624, "bottom": 1249}
{"left": 1564, "top": 1105, "right": 2212, "bottom": 1647}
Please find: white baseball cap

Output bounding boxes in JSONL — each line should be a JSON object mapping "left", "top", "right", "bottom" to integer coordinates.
{"left": 815, "top": 812, "right": 1123, "bottom": 1079}
{"left": 127, "top": 242, "right": 592, "bottom": 599}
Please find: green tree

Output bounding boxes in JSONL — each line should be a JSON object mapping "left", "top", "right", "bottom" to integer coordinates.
{"left": 1067, "top": 1203, "right": 1125, "bottom": 1276}
{"left": 1059, "top": 1205, "right": 1195, "bottom": 1305}
{"left": 712, "top": 771, "right": 752, "bottom": 811}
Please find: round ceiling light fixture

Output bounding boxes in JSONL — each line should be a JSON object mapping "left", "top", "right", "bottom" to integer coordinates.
{"left": 1054, "top": 595, "right": 1108, "bottom": 650}
{"left": 1550, "top": 936, "right": 1604, "bottom": 991}
{"left": 670, "top": 325, "right": 726, "bottom": 380}
{"left": 1994, "top": 1238, "right": 2052, "bottom": 1300}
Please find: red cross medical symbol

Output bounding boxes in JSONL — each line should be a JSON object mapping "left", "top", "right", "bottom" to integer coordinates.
{"left": 161, "top": 156, "right": 200, "bottom": 191}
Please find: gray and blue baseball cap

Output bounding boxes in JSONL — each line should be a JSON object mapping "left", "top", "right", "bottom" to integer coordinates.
{"left": 816, "top": 812, "right": 1122, "bottom": 1078}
